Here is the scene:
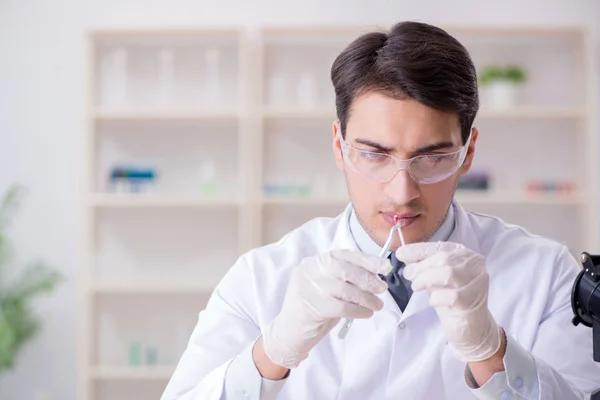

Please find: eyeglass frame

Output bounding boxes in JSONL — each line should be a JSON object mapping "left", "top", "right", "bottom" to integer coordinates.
{"left": 338, "top": 128, "right": 474, "bottom": 184}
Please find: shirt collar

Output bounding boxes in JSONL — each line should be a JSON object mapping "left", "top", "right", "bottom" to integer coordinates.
{"left": 349, "top": 202, "right": 456, "bottom": 257}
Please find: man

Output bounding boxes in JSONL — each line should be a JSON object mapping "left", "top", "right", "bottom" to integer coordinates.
{"left": 162, "top": 21, "right": 600, "bottom": 399}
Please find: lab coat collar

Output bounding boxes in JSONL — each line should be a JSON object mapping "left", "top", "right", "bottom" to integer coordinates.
{"left": 447, "top": 198, "right": 481, "bottom": 254}
{"left": 348, "top": 202, "right": 455, "bottom": 257}
{"left": 331, "top": 199, "right": 481, "bottom": 321}
{"left": 330, "top": 203, "right": 361, "bottom": 252}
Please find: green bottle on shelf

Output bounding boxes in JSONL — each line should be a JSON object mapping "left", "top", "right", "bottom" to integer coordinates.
{"left": 129, "top": 340, "right": 142, "bottom": 366}
{"left": 199, "top": 162, "right": 217, "bottom": 197}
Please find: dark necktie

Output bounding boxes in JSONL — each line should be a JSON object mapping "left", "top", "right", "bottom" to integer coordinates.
{"left": 381, "top": 253, "right": 413, "bottom": 312}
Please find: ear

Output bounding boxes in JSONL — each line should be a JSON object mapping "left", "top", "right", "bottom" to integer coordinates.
{"left": 459, "top": 127, "right": 478, "bottom": 176}
{"left": 332, "top": 120, "right": 344, "bottom": 171}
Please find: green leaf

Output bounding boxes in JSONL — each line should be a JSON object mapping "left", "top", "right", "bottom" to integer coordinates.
{"left": 3, "top": 262, "right": 63, "bottom": 301}
{"left": 479, "top": 64, "right": 527, "bottom": 85}
{"left": 504, "top": 65, "right": 526, "bottom": 83}
{"left": 0, "top": 311, "right": 17, "bottom": 372}
{"left": 0, "top": 184, "right": 26, "bottom": 232}
{"left": 0, "top": 183, "right": 63, "bottom": 374}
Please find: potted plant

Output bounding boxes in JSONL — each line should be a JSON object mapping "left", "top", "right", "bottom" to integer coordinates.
{"left": 0, "top": 184, "right": 62, "bottom": 374}
{"left": 479, "top": 64, "right": 527, "bottom": 109}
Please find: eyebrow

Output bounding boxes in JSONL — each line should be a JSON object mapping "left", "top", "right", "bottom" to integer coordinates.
{"left": 354, "top": 138, "right": 394, "bottom": 152}
{"left": 414, "top": 142, "right": 456, "bottom": 154}
{"left": 353, "top": 138, "right": 457, "bottom": 154}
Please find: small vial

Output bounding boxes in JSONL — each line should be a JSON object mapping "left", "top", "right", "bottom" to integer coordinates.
{"left": 129, "top": 340, "right": 141, "bottom": 366}
{"left": 146, "top": 346, "right": 158, "bottom": 366}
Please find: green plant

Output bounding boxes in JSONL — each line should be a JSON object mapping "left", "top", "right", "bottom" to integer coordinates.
{"left": 479, "top": 64, "right": 527, "bottom": 85}
{"left": 0, "top": 184, "right": 63, "bottom": 373}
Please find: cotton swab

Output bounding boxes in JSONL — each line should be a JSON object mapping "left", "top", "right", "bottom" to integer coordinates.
{"left": 337, "top": 216, "right": 403, "bottom": 339}
{"left": 396, "top": 219, "right": 406, "bottom": 247}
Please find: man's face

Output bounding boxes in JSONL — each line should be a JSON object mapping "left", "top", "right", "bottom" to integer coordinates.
{"left": 333, "top": 91, "right": 478, "bottom": 250}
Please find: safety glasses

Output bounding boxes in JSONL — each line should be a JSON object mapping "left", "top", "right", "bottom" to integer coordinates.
{"left": 340, "top": 131, "right": 472, "bottom": 184}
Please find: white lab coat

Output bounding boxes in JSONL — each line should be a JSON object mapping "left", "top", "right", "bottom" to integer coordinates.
{"left": 162, "top": 200, "right": 600, "bottom": 399}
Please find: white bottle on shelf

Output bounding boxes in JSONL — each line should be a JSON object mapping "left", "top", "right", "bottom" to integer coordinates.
{"left": 199, "top": 161, "right": 217, "bottom": 197}
{"left": 156, "top": 48, "right": 174, "bottom": 109}
{"left": 312, "top": 174, "right": 330, "bottom": 197}
{"left": 296, "top": 72, "right": 318, "bottom": 109}
{"left": 204, "top": 47, "right": 221, "bottom": 108}
{"left": 267, "top": 73, "right": 288, "bottom": 107}
{"left": 100, "top": 47, "right": 128, "bottom": 109}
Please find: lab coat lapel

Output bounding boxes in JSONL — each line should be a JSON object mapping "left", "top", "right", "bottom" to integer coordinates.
{"left": 329, "top": 203, "right": 360, "bottom": 251}
{"left": 448, "top": 199, "right": 481, "bottom": 254}
{"left": 330, "top": 204, "right": 403, "bottom": 319}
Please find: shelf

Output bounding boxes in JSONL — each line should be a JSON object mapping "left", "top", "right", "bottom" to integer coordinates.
{"left": 261, "top": 107, "right": 585, "bottom": 120}
{"left": 91, "top": 27, "right": 243, "bottom": 38}
{"left": 89, "top": 194, "right": 241, "bottom": 208}
{"left": 262, "top": 24, "right": 586, "bottom": 37}
{"left": 91, "top": 365, "right": 175, "bottom": 381}
{"left": 456, "top": 191, "right": 586, "bottom": 205}
{"left": 261, "top": 107, "right": 336, "bottom": 119}
{"left": 92, "top": 282, "right": 216, "bottom": 295}
{"left": 94, "top": 109, "right": 241, "bottom": 122}
{"left": 260, "top": 193, "right": 585, "bottom": 207}
{"left": 261, "top": 196, "right": 349, "bottom": 206}
{"left": 444, "top": 25, "right": 586, "bottom": 36}
{"left": 477, "top": 107, "right": 585, "bottom": 119}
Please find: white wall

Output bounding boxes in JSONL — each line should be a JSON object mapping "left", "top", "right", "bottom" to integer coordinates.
{"left": 0, "top": 1, "right": 598, "bottom": 399}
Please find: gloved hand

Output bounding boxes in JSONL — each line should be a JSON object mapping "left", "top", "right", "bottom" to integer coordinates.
{"left": 395, "top": 242, "right": 502, "bottom": 363}
{"left": 262, "top": 250, "right": 392, "bottom": 369}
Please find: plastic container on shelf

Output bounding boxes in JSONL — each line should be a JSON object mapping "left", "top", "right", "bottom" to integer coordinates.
{"left": 296, "top": 72, "right": 318, "bottom": 108}
{"left": 204, "top": 47, "right": 221, "bottom": 108}
{"left": 525, "top": 180, "right": 576, "bottom": 194}
{"left": 100, "top": 47, "right": 128, "bottom": 109}
{"left": 198, "top": 161, "right": 218, "bottom": 196}
{"left": 156, "top": 48, "right": 175, "bottom": 108}
{"left": 294, "top": 175, "right": 312, "bottom": 198}
{"left": 108, "top": 165, "right": 157, "bottom": 194}
{"left": 128, "top": 340, "right": 142, "bottom": 366}
{"left": 311, "top": 174, "right": 330, "bottom": 197}
{"left": 268, "top": 73, "right": 288, "bottom": 107}
{"left": 145, "top": 346, "right": 158, "bottom": 366}
{"left": 457, "top": 170, "right": 491, "bottom": 191}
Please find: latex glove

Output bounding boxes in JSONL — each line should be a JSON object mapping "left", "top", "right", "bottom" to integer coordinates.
{"left": 263, "top": 250, "right": 392, "bottom": 368}
{"left": 395, "top": 242, "right": 501, "bottom": 362}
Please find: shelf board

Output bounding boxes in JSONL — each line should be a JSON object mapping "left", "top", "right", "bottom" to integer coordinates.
{"left": 89, "top": 194, "right": 241, "bottom": 208}
{"left": 261, "top": 107, "right": 584, "bottom": 120}
{"left": 261, "top": 193, "right": 585, "bottom": 207}
{"left": 93, "top": 282, "right": 216, "bottom": 295}
{"left": 91, "top": 27, "right": 243, "bottom": 38}
{"left": 477, "top": 107, "right": 585, "bottom": 119}
{"left": 444, "top": 25, "right": 586, "bottom": 36}
{"left": 261, "top": 107, "right": 336, "bottom": 119}
{"left": 91, "top": 365, "right": 175, "bottom": 380}
{"left": 456, "top": 191, "right": 585, "bottom": 205}
{"left": 261, "top": 196, "right": 349, "bottom": 206}
{"left": 94, "top": 109, "right": 241, "bottom": 121}
{"left": 261, "top": 24, "right": 586, "bottom": 36}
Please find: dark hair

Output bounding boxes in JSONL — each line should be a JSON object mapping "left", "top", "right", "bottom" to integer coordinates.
{"left": 331, "top": 21, "right": 479, "bottom": 144}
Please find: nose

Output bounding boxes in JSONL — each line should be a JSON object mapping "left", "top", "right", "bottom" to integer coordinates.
{"left": 383, "top": 169, "right": 420, "bottom": 205}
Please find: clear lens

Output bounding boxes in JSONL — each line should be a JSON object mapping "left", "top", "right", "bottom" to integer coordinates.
{"left": 410, "top": 153, "right": 462, "bottom": 184}
{"left": 341, "top": 137, "right": 469, "bottom": 184}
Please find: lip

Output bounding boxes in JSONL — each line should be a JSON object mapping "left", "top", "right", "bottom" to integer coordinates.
{"left": 382, "top": 211, "right": 420, "bottom": 228}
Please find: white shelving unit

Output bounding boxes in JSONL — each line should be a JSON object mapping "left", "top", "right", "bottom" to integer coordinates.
{"left": 81, "top": 24, "right": 598, "bottom": 400}
{"left": 91, "top": 365, "right": 175, "bottom": 381}
{"left": 82, "top": 27, "right": 251, "bottom": 400}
